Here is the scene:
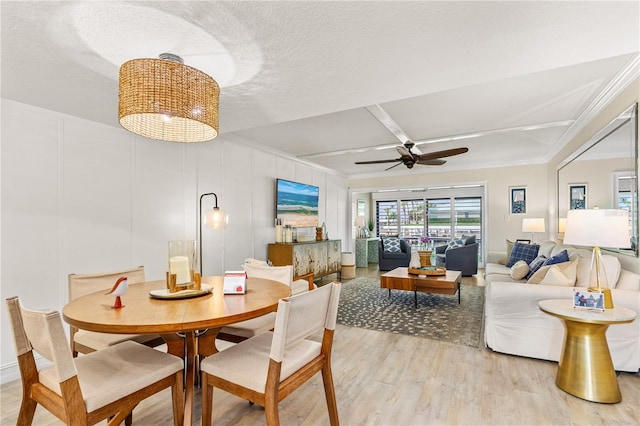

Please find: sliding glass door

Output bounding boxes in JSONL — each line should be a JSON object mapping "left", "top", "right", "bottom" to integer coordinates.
{"left": 376, "top": 194, "right": 483, "bottom": 263}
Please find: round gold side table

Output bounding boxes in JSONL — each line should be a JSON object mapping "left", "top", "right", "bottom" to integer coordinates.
{"left": 538, "top": 299, "right": 637, "bottom": 403}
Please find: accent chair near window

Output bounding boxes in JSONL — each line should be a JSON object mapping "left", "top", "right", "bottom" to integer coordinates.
{"left": 378, "top": 238, "right": 411, "bottom": 271}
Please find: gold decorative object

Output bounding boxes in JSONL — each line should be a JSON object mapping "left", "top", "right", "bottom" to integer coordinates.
{"left": 119, "top": 53, "right": 219, "bottom": 143}
{"left": 408, "top": 265, "right": 446, "bottom": 276}
{"left": 417, "top": 250, "right": 432, "bottom": 267}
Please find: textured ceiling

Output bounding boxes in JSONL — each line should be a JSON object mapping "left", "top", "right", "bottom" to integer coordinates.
{"left": 2, "top": 1, "right": 639, "bottom": 178}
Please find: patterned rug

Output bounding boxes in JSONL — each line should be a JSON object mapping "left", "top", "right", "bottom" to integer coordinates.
{"left": 337, "top": 276, "right": 485, "bottom": 348}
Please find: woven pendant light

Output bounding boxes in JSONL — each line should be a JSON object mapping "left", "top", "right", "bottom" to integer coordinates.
{"left": 118, "top": 53, "right": 219, "bottom": 142}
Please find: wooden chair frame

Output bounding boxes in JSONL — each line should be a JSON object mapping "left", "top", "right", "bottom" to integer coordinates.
{"left": 7, "top": 297, "right": 184, "bottom": 426}
{"left": 201, "top": 282, "right": 340, "bottom": 426}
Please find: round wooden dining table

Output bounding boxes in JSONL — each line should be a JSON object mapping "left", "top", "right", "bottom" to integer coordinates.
{"left": 62, "top": 275, "right": 291, "bottom": 425}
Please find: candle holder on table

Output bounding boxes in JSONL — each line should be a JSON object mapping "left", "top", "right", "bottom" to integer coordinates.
{"left": 167, "top": 240, "right": 201, "bottom": 292}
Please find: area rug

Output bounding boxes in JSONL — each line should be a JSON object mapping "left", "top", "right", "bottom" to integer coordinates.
{"left": 337, "top": 276, "right": 484, "bottom": 348}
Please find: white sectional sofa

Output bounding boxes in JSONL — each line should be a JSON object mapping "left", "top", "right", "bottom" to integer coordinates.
{"left": 484, "top": 240, "right": 640, "bottom": 372}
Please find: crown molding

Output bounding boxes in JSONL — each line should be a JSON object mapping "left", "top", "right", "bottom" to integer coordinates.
{"left": 544, "top": 53, "right": 640, "bottom": 162}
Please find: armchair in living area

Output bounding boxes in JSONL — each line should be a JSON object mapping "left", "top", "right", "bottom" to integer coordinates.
{"left": 435, "top": 235, "right": 479, "bottom": 276}
{"left": 378, "top": 237, "right": 411, "bottom": 271}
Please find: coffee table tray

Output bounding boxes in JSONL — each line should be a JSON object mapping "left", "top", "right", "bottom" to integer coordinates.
{"left": 408, "top": 266, "right": 446, "bottom": 276}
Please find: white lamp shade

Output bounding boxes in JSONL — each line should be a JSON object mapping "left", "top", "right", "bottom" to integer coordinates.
{"left": 206, "top": 208, "right": 229, "bottom": 229}
{"left": 355, "top": 216, "right": 366, "bottom": 227}
{"left": 558, "top": 218, "right": 567, "bottom": 233}
{"left": 563, "top": 209, "right": 630, "bottom": 248}
{"left": 522, "top": 218, "right": 545, "bottom": 233}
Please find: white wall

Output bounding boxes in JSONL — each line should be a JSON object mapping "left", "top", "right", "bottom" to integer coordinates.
{"left": 0, "top": 99, "right": 348, "bottom": 382}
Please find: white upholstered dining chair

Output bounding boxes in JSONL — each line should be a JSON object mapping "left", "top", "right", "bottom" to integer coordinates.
{"left": 5, "top": 296, "right": 184, "bottom": 426}
{"left": 217, "top": 262, "right": 315, "bottom": 342}
{"left": 201, "top": 281, "right": 341, "bottom": 425}
{"left": 68, "top": 266, "right": 165, "bottom": 356}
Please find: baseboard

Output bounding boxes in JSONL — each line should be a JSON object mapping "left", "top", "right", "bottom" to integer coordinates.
{"left": 1, "top": 355, "right": 52, "bottom": 385}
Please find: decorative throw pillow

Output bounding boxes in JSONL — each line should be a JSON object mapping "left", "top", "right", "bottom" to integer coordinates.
{"left": 526, "top": 255, "right": 548, "bottom": 279}
{"left": 383, "top": 237, "right": 401, "bottom": 253}
{"left": 506, "top": 242, "right": 540, "bottom": 267}
{"left": 539, "top": 260, "right": 578, "bottom": 286}
{"left": 462, "top": 234, "right": 477, "bottom": 245}
{"left": 544, "top": 249, "right": 569, "bottom": 266}
{"left": 528, "top": 259, "right": 578, "bottom": 285}
{"left": 498, "top": 239, "right": 515, "bottom": 265}
{"left": 446, "top": 238, "right": 465, "bottom": 251}
{"left": 510, "top": 260, "right": 529, "bottom": 280}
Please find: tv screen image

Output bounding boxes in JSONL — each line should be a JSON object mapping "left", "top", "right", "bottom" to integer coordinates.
{"left": 276, "top": 179, "right": 319, "bottom": 227}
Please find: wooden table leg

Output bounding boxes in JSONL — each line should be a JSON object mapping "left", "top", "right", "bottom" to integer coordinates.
{"left": 183, "top": 331, "right": 197, "bottom": 425}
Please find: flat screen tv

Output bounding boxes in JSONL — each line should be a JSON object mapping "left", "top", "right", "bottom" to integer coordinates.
{"left": 276, "top": 179, "right": 319, "bottom": 227}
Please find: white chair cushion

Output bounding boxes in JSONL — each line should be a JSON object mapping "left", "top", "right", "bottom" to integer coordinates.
{"left": 74, "top": 330, "right": 161, "bottom": 351}
{"left": 200, "top": 331, "right": 321, "bottom": 393}
{"left": 39, "top": 341, "right": 183, "bottom": 412}
{"left": 219, "top": 312, "right": 277, "bottom": 338}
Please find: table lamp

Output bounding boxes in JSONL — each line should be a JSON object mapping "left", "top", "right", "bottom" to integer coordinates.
{"left": 558, "top": 217, "right": 567, "bottom": 241}
{"left": 522, "top": 217, "right": 545, "bottom": 242}
{"left": 563, "top": 209, "right": 630, "bottom": 309}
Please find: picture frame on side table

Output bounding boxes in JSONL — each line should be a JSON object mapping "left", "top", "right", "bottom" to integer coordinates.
{"left": 569, "top": 184, "right": 587, "bottom": 209}
{"left": 573, "top": 288, "right": 604, "bottom": 311}
{"left": 510, "top": 187, "right": 526, "bottom": 214}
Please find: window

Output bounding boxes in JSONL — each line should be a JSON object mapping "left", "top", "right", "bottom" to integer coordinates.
{"left": 426, "top": 198, "right": 452, "bottom": 246}
{"left": 399, "top": 199, "right": 424, "bottom": 245}
{"left": 376, "top": 200, "right": 399, "bottom": 237}
{"left": 375, "top": 190, "right": 484, "bottom": 264}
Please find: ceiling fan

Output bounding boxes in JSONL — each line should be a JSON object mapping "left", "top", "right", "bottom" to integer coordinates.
{"left": 355, "top": 142, "right": 469, "bottom": 171}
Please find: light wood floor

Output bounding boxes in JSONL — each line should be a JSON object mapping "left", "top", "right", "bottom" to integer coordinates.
{"left": 2, "top": 266, "right": 639, "bottom": 425}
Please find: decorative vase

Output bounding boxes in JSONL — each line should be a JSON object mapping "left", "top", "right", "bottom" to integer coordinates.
{"left": 409, "top": 250, "right": 421, "bottom": 269}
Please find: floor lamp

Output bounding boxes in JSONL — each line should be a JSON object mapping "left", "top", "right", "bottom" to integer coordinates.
{"left": 563, "top": 209, "right": 630, "bottom": 309}
{"left": 198, "top": 192, "right": 229, "bottom": 275}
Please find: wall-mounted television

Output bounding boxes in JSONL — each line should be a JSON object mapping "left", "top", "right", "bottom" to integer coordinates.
{"left": 276, "top": 178, "right": 319, "bottom": 227}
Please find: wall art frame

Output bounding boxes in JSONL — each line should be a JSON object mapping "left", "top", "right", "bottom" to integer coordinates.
{"left": 510, "top": 187, "right": 526, "bottom": 214}
{"left": 569, "top": 184, "right": 587, "bottom": 210}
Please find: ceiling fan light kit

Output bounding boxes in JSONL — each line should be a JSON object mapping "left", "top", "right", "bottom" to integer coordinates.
{"left": 355, "top": 141, "right": 469, "bottom": 171}
{"left": 118, "top": 53, "right": 219, "bottom": 143}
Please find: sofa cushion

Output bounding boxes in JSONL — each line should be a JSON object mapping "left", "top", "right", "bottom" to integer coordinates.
{"left": 510, "top": 260, "right": 529, "bottom": 280}
{"left": 526, "top": 255, "right": 547, "bottom": 279}
{"left": 527, "top": 259, "right": 578, "bottom": 285}
{"left": 537, "top": 240, "right": 557, "bottom": 258}
{"left": 485, "top": 262, "right": 511, "bottom": 277}
{"left": 382, "top": 237, "right": 401, "bottom": 253}
{"left": 539, "top": 260, "right": 578, "bottom": 286}
{"left": 497, "top": 239, "right": 515, "bottom": 265}
{"left": 575, "top": 254, "right": 622, "bottom": 289}
{"left": 506, "top": 242, "right": 540, "bottom": 267}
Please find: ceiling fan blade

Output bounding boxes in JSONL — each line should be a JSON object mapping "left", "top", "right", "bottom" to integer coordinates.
{"left": 417, "top": 147, "right": 469, "bottom": 161}
{"left": 417, "top": 159, "right": 446, "bottom": 166}
{"left": 384, "top": 161, "right": 404, "bottom": 171}
{"left": 396, "top": 145, "right": 411, "bottom": 157}
{"left": 355, "top": 158, "right": 402, "bottom": 165}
